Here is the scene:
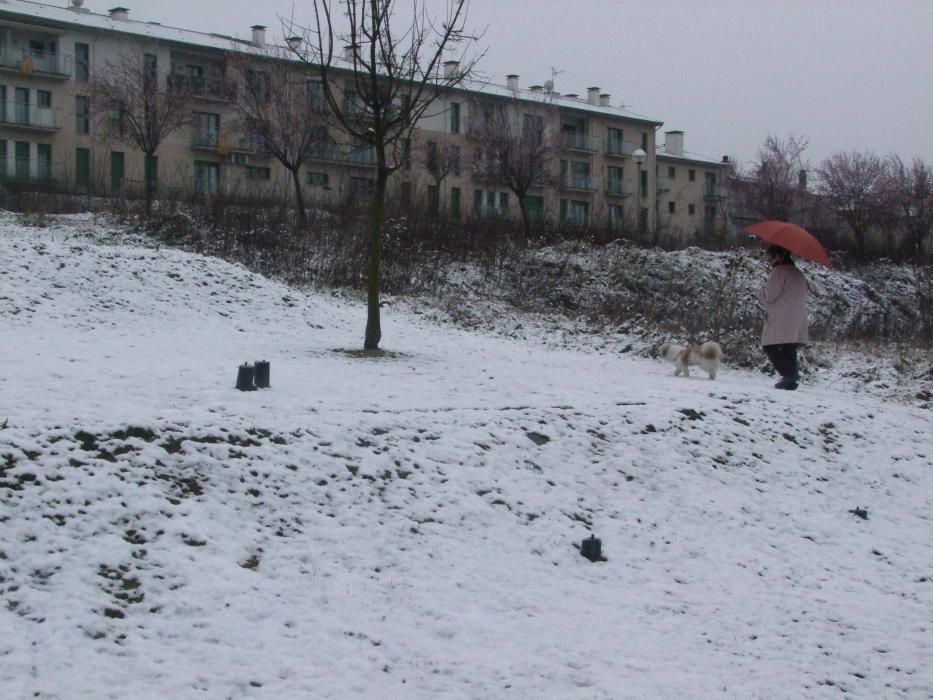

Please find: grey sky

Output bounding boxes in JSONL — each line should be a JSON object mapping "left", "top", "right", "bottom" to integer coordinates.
{"left": 107, "top": 0, "right": 932, "bottom": 169}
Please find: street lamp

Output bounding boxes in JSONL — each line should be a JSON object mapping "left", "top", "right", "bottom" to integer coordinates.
{"left": 633, "top": 148, "right": 646, "bottom": 236}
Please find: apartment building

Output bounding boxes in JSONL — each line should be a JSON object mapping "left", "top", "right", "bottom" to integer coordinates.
{"left": 0, "top": 0, "right": 727, "bottom": 237}
{"left": 655, "top": 130, "right": 731, "bottom": 241}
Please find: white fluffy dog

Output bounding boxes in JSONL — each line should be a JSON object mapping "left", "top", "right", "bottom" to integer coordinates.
{"left": 659, "top": 341, "right": 723, "bottom": 380}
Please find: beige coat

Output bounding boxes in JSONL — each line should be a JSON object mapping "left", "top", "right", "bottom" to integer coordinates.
{"left": 758, "top": 263, "right": 809, "bottom": 346}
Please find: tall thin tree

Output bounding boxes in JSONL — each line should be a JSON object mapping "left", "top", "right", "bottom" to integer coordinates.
{"left": 91, "top": 51, "right": 192, "bottom": 217}
{"left": 291, "top": 0, "right": 483, "bottom": 350}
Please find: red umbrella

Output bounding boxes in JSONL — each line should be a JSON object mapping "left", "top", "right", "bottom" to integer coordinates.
{"left": 744, "top": 220, "right": 832, "bottom": 268}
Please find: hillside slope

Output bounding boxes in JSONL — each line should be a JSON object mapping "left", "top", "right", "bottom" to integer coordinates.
{"left": 1, "top": 214, "right": 931, "bottom": 699}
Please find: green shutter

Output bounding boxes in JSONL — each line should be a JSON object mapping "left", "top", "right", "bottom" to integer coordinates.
{"left": 75, "top": 148, "right": 90, "bottom": 188}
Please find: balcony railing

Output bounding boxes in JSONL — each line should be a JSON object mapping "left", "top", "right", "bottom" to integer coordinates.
{"left": 0, "top": 49, "right": 72, "bottom": 78}
{"left": 704, "top": 185, "right": 725, "bottom": 200}
{"left": 604, "top": 179, "right": 632, "bottom": 196}
{"left": 656, "top": 176, "right": 672, "bottom": 193}
{"left": 167, "top": 74, "right": 237, "bottom": 102}
{"left": 560, "top": 174, "right": 596, "bottom": 191}
{"left": 0, "top": 102, "right": 60, "bottom": 130}
{"left": 562, "top": 132, "right": 598, "bottom": 152}
{"left": 308, "top": 142, "right": 376, "bottom": 166}
{"left": 0, "top": 157, "right": 63, "bottom": 185}
{"left": 606, "top": 140, "right": 638, "bottom": 158}
{"left": 192, "top": 130, "right": 220, "bottom": 149}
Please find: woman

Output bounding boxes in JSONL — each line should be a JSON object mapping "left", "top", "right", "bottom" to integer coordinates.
{"left": 758, "top": 244, "right": 809, "bottom": 390}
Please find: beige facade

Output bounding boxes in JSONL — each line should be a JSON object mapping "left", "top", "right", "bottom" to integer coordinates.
{"left": 0, "top": 1, "right": 726, "bottom": 238}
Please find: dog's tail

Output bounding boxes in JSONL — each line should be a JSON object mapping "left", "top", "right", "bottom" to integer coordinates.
{"left": 700, "top": 341, "right": 722, "bottom": 360}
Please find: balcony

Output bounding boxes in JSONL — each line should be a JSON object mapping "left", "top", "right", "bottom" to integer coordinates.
{"left": 0, "top": 157, "right": 63, "bottom": 186}
{"left": 167, "top": 74, "right": 237, "bottom": 102}
{"left": 308, "top": 142, "right": 376, "bottom": 167}
{"left": 604, "top": 179, "right": 632, "bottom": 197}
{"left": 561, "top": 131, "right": 598, "bottom": 153}
{"left": 605, "top": 140, "right": 636, "bottom": 159}
{"left": 0, "top": 103, "right": 60, "bottom": 131}
{"left": 0, "top": 49, "right": 72, "bottom": 79}
{"left": 656, "top": 176, "right": 672, "bottom": 193}
{"left": 560, "top": 173, "right": 596, "bottom": 192}
{"left": 704, "top": 185, "right": 725, "bottom": 200}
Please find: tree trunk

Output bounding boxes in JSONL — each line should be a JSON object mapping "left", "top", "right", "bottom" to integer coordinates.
{"left": 291, "top": 167, "right": 307, "bottom": 225}
{"left": 144, "top": 153, "right": 154, "bottom": 219}
{"left": 364, "top": 165, "right": 389, "bottom": 350}
{"left": 518, "top": 195, "right": 531, "bottom": 238}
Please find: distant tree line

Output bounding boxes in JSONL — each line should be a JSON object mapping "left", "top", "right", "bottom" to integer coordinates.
{"left": 729, "top": 134, "right": 933, "bottom": 260}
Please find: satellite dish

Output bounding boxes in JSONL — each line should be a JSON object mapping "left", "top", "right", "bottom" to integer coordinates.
{"left": 543, "top": 79, "right": 554, "bottom": 92}
{"left": 71, "top": 0, "right": 85, "bottom": 6}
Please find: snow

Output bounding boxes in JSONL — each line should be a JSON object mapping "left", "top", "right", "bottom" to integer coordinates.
{"left": 1, "top": 212, "right": 931, "bottom": 699}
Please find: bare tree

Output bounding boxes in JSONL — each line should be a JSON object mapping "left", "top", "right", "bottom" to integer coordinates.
{"left": 91, "top": 51, "right": 192, "bottom": 217}
{"left": 743, "top": 134, "right": 809, "bottom": 222}
{"left": 468, "top": 99, "right": 556, "bottom": 236}
{"left": 228, "top": 53, "right": 329, "bottom": 224}
{"left": 882, "top": 155, "right": 933, "bottom": 258}
{"left": 290, "top": 0, "right": 483, "bottom": 350}
{"left": 421, "top": 136, "right": 461, "bottom": 212}
{"left": 816, "top": 150, "right": 887, "bottom": 255}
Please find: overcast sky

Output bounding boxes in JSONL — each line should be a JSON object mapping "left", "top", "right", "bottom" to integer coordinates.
{"left": 101, "top": 0, "right": 932, "bottom": 169}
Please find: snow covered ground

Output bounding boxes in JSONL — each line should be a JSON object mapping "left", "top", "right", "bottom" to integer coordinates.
{"left": 1, "top": 213, "right": 931, "bottom": 699}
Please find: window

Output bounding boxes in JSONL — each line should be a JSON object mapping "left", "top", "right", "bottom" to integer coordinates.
{"left": 473, "top": 188, "right": 483, "bottom": 215}
{"left": 15, "top": 141, "right": 29, "bottom": 179}
{"left": 688, "top": 203, "right": 696, "bottom": 216}
{"left": 246, "top": 165, "right": 271, "bottom": 179}
{"left": 639, "top": 169, "right": 647, "bottom": 197}
{"left": 560, "top": 199, "right": 589, "bottom": 225}
{"left": 607, "top": 127, "right": 624, "bottom": 155}
{"left": 426, "top": 140, "right": 438, "bottom": 173}
{"left": 450, "top": 102, "right": 460, "bottom": 134}
{"left": 450, "top": 186, "right": 461, "bottom": 219}
{"left": 245, "top": 69, "right": 268, "bottom": 102}
{"left": 307, "top": 171, "right": 329, "bottom": 186}
{"left": 402, "top": 138, "right": 411, "bottom": 170}
{"left": 688, "top": 169, "right": 696, "bottom": 181}
{"left": 37, "top": 143, "right": 51, "bottom": 180}
{"left": 400, "top": 181, "right": 412, "bottom": 209}
{"left": 110, "top": 151, "right": 125, "bottom": 191}
{"left": 609, "top": 204, "right": 624, "bottom": 230}
{"left": 523, "top": 113, "right": 543, "bottom": 136}
{"left": 14, "top": 87, "right": 29, "bottom": 125}
{"left": 75, "top": 42, "right": 89, "bottom": 82}
{"left": 37, "top": 90, "right": 51, "bottom": 109}
{"left": 143, "top": 54, "right": 157, "bottom": 89}
{"left": 195, "top": 160, "right": 220, "bottom": 197}
{"left": 451, "top": 145, "right": 461, "bottom": 176}
{"left": 606, "top": 166, "right": 624, "bottom": 194}
{"left": 499, "top": 192, "right": 508, "bottom": 214}
{"left": 668, "top": 201, "right": 675, "bottom": 214}
{"left": 525, "top": 195, "right": 544, "bottom": 223}
{"left": 349, "top": 176, "right": 374, "bottom": 195}
{"left": 195, "top": 112, "right": 220, "bottom": 147}
{"left": 0, "top": 139, "right": 7, "bottom": 177}
{"left": 640, "top": 132, "right": 648, "bottom": 150}
{"left": 75, "top": 147, "right": 90, "bottom": 188}
{"left": 427, "top": 184, "right": 439, "bottom": 213}
{"left": 705, "top": 171, "right": 717, "bottom": 196}
{"left": 667, "top": 166, "right": 675, "bottom": 179}
{"left": 75, "top": 96, "right": 89, "bottom": 135}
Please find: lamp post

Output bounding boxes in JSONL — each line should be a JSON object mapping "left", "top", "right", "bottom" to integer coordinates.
{"left": 633, "top": 148, "right": 646, "bottom": 237}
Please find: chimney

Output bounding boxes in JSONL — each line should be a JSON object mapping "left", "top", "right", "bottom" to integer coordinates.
{"left": 599, "top": 93, "right": 610, "bottom": 107}
{"left": 799, "top": 169, "right": 808, "bottom": 190}
{"left": 443, "top": 60, "right": 459, "bottom": 79}
{"left": 529, "top": 85, "right": 543, "bottom": 94}
{"left": 286, "top": 36, "right": 302, "bottom": 50}
{"left": 108, "top": 6, "right": 129, "bottom": 20}
{"left": 664, "top": 130, "right": 684, "bottom": 157}
{"left": 251, "top": 25, "right": 266, "bottom": 48}
{"left": 343, "top": 44, "right": 357, "bottom": 63}
{"left": 69, "top": 0, "right": 89, "bottom": 11}
{"left": 564, "top": 93, "right": 578, "bottom": 99}
{"left": 506, "top": 74, "right": 519, "bottom": 92}
{"left": 587, "top": 87, "right": 600, "bottom": 105}
{"left": 722, "top": 155, "right": 730, "bottom": 163}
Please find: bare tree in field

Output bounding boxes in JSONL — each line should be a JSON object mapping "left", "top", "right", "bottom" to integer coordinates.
{"left": 229, "top": 53, "right": 329, "bottom": 224}
{"left": 289, "top": 0, "right": 483, "bottom": 350}
{"left": 469, "top": 100, "right": 556, "bottom": 236}
{"left": 744, "top": 134, "right": 809, "bottom": 222}
{"left": 816, "top": 150, "right": 887, "bottom": 255}
{"left": 882, "top": 155, "right": 933, "bottom": 258}
{"left": 91, "top": 51, "right": 192, "bottom": 217}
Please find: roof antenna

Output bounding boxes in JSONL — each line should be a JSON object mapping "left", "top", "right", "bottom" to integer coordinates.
{"left": 544, "top": 66, "right": 564, "bottom": 93}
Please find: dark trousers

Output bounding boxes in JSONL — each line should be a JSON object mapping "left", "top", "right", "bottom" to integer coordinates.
{"left": 763, "top": 343, "right": 799, "bottom": 380}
